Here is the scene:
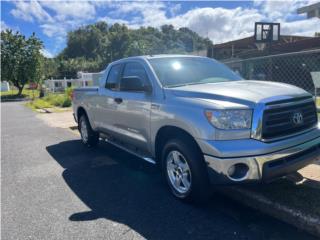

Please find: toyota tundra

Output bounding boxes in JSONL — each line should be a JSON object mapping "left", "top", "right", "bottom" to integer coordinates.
{"left": 72, "top": 55, "right": 320, "bottom": 202}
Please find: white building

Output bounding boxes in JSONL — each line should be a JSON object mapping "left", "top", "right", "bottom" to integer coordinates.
{"left": 1, "top": 81, "right": 10, "bottom": 92}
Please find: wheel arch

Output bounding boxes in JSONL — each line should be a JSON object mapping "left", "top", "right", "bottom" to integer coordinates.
{"left": 76, "top": 106, "right": 87, "bottom": 122}
{"left": 154, "top": 125, "right": 203, "bottom": 163}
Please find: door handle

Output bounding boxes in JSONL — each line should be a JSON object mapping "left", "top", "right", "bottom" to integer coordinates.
{"left": 114, "top": 98, "right": 123, "bottom": 104}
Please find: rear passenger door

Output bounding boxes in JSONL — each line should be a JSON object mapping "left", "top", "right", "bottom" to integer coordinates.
{"left": 112, "top": 61, "right": 153, "bottom": 154}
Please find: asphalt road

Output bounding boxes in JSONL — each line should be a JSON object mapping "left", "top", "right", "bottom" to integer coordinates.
{"left": 1, "top": 102, "right": 318, "bottom": 240}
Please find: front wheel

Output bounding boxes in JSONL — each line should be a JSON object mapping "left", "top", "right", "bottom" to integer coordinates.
{"left": 162, "top": 138, "right": 211, "bottom": 203}
{"left": 79, "top": 115, "right": 99, "bottom": 147}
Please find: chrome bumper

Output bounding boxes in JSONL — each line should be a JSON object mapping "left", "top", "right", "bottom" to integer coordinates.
{"left": 204, "top": 136, "right": 320, "bottom": 184}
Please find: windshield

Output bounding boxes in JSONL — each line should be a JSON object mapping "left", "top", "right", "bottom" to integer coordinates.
{"left": 148, "top": 57, "right": 242, "bottom": 88}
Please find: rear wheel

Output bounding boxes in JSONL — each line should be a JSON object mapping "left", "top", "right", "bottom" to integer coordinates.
{"left": 79, "top": 114, "right": 99, "bottom": 147}
{"left": 162, "top": 138, "right": 211, "bottom": 203}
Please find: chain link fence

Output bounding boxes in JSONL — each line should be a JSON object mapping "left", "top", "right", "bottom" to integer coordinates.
{"left": 223, "top": 49, "right": 320, "bottom": 96}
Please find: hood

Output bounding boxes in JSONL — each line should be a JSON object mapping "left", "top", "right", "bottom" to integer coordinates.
{"left": 168, "top": 80, "right": 310, "bottom": 105}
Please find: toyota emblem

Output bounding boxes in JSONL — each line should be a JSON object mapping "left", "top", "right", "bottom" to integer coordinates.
{"left": 292, "top": 112, "right": 303, "bottom": 125}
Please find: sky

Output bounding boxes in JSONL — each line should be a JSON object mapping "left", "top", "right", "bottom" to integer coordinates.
{"left": 1, "top": 0, "right": 320, "bottom": 58}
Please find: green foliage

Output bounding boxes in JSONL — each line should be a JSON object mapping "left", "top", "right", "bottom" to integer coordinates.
{"left": 43, "top": 58, "right": 59, "bottom": 79}
{"left": 26, "top": 98, "right": 53, "bottom": 109}
{"left": 26, "top": 89, "right": 72, "bottom": 110}
{"left": 49, "top": 22, "right": 212, "bottom": 78}
{"left": 65, "top": 87, "right": 73, "bottom": 98}
{"left": 1, "top": 30, "right": 43, "bottom": 95}
{"left": 0, "top": 88, "right": 40, "bottom": 100}
{"left": 62, "top": 21, "right": 110, "bottom": 59}
{"left": 1, "top": 22, "right": 211, "bottom": 90}
{"left": 43, "top": 93, "right": 71, "bottom": 108}
{"left": 55, "top": 57, "right": 103, "bottom": 78}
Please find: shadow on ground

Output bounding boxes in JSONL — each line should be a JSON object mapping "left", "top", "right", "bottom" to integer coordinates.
{"left": 46, "top": 140, "right": 317, "bottom": 240}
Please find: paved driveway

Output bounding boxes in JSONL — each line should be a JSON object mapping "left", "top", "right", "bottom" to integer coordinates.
{"left": 1, "top": 102, "right": 317, "bottom": 240}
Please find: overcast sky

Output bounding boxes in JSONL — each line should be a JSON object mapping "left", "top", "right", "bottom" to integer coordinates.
{"left": 1, "top": 0, "right": 320, "bottom": 58}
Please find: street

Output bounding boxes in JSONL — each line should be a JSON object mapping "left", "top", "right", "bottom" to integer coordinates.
{"left": 1, "top": 102, "right": 318, "bottom": 240}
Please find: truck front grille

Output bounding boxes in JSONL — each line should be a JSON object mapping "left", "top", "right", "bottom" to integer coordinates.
{"left": 262, "top": 98, "right": 318, "bottom": 140}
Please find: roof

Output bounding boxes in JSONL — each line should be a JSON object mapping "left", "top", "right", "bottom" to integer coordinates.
{"left": 209, "top": 35, "right": 320, "bottom": 60}
{"left": 297, "top": 2, "right": 320, "bottom": 13}
{"left": 212, "top": 35, "right": 312, "bottom": 49}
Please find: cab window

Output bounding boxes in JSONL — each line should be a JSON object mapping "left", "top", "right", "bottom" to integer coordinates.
{"left": 122, "top": 62, "right": 149, "bottom": 87}
{"left": 105, "top": 64, "right": 122, "bottom": 90}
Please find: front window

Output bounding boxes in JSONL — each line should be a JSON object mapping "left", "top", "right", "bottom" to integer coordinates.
{"left": 148, "top": 57, "right": 242, "bottom": 88}
{"left": 122, "top": 62, "right": 149, "bottom": 86}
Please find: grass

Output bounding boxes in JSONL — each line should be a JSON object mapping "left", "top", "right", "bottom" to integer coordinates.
{"left": 26, "top": 98, "right": 53, "bottom": 109}
{"left": 0, "top": 88, "right": 40, "bottom": 100}
{"left": 26, "top": 93, "right": 72, "bottom": 110}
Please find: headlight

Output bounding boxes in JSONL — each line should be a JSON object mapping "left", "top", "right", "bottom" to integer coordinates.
{"left": 205, "top": 109, "right": 252, "bottom": 130}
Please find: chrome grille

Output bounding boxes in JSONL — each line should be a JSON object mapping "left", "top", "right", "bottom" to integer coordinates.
{"left": 262, "top": 99, "right": 318, "bottom": 140}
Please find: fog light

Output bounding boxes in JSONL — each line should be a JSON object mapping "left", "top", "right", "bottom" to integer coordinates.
{"left": 227, "top": 163, "right": 249, "bottom": 180}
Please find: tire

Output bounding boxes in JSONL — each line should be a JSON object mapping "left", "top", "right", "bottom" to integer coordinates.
{"left": 161, "top": 137, "right": 211, "bottom": 203}
{"left": 79, "top": 114, "right": 99, "bottom": 147}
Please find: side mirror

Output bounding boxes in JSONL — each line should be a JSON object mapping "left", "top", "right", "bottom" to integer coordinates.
{"left": 121, "top": 76, "right": 152, "bottom": 92}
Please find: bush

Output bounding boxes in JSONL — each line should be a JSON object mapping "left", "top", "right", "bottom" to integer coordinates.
{"left": 26, "top": 92, "right": 72, "bottom": 110}
{"left": 27, "top": 99, "right": 53, "bottom": 109}
{"left": 61, "top": 97, "right": 71, "bottom": 107}
{"left": 65, "top": 87, "right": 73, "bottom": 98}
{"left": 42, "top": 93, "right": 72, "bottom": 108}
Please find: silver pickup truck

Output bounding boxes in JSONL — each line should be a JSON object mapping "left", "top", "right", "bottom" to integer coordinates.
{"left": 72, "top": 55, "right": 320, "bottom": 202}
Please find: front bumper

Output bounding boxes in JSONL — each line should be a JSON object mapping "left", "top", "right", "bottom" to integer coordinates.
{"left": 202, "top": 132, "right": 320, "bottom": 184}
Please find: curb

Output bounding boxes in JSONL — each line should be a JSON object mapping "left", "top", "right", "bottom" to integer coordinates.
{"left": 220, "top": 187, "right": 320, "bottom": 237}
{"left": 1, "top": 98, "right": 30, "bottom": 102}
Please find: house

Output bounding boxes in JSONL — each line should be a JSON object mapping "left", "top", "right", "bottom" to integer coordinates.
{"left": 297, "top": 2, "right": 320, "bottom": 19}
{"left": 207, "top": 35, "right": 320, "bottom": 60}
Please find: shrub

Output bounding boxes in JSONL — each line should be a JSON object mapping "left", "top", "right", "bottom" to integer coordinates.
{"left": 65, "top": 87, "right": 73, "bottom": 98}
{"left": 42, "top": 93, "right": 72, "bottom": 108}
{"left": 27, "top": 99, "right": 53, "bottom": 109}
{"left": 26, "top": 90, "right": 72, "bottom": 110}
{"left": 61, "top": 96, "right": 71, "bottom": 107}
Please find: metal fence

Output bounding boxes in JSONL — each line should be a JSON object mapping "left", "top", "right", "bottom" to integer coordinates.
{"left": 223, "top": 49, "right": 320, "bottom": 96}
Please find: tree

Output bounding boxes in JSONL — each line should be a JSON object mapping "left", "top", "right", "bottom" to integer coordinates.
{"left": 43, "top": 58, "right": 59, "bottom": 79}
{"left": 1, "top": 30, "right": 43, "bottom": 95}
{"left": 108, "top": 23, "right": 130, "bottom": 60}
{"left": 57, "top": 22, "right": 213, "bottom": 77}
{"left": 61, "top": 21, "right": 110, "bottom": 59}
